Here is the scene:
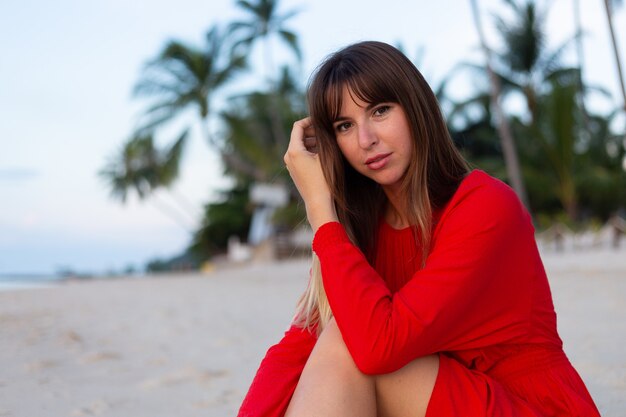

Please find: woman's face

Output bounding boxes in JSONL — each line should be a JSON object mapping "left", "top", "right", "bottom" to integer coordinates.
{"left": 332, "top": 87, "right": 413, "bottom": 196}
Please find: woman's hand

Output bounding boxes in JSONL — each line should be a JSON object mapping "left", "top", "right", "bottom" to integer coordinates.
{"left": 284, "top": 117, "right": 338, "bottom": 232}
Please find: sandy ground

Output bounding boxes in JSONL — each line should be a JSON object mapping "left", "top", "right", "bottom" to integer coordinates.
{"left": 0, "top": 246, "right": 624, "bottom": 417}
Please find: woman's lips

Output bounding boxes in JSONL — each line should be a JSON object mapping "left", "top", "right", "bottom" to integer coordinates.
{"left": 365, "top": 153, "right": 392, "bottom": 170}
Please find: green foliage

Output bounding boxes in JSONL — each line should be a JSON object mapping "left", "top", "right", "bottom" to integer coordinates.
{"left": 495, "top": 0, "right": 545, "bottom": 76}
{"left": 220, "top": 66, "right": 305, "bottom": 182}
{"left": 102, "top": 0, "right": 626, "bottom": 271}
{"left": 272, "top": 200, "right": 307, "bottom": 229}
{"left": 134, "top": 24, "right": 246, "bottom": 143}
{"left": 531, "top": 78, "right": 579, "bottom": 216}
{"left": 448, "top": 89, "right": 506, "bottom": 176}
{"left": 229, "top": 0, "right": 302, "bottom": 62}
{"left": 450, "top": 0, "right": 625, "bottom": 223}
{"left": 145, "top": 251, "right": 201, "bottom": 273}
{"left": 576, "top": 113, "right": 626, "bottom": 219}
{"left": 492, "top": 0, "right": 580, "bottom": 122}
{"left": 187, "top": 184, "right": 253, "bottom": 259}
{"left": 99, "top": 130, "right": 188, "bottom": 202}
{"left": 218, "top": 66, "right": 306, "bottom": 231}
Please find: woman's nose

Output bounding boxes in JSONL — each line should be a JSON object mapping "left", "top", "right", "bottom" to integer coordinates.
{"left": 357, "top": 124, "right": 377, "bottom": 149}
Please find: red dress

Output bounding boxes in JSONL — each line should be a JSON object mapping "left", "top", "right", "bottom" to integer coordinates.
{"left": 238, "top": 170, "right": 600, "bottom": 417}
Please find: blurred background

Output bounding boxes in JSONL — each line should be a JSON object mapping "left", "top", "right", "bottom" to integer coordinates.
{"left": 1, "top": 0, "right": 625, "bottom": 280}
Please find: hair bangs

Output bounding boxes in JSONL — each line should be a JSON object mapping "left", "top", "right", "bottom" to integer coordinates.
{"left": 344, "top": 69, "right": 399, "bottom": 110}
{"left": 315, "top": 58, "right": 400, "bottom": 131}
{"left": 322, "top": 73, "right": 344, "bottom": 127}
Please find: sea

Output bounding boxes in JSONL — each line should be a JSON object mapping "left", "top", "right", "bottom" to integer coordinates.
{"left": 0, "top": 274, "right": 61, "bottom": 291}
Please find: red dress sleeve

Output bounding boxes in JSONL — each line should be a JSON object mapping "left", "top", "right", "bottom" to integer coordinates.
{"left": 237, "top": 324, "right": 317, "bottom": 417}
{"left": 312, "top": 174, "right": 542, "bottom": 375}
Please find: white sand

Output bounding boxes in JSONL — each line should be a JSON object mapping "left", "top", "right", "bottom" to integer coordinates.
{"left": 1, "top": 247, "right": 624, "bottom": 417}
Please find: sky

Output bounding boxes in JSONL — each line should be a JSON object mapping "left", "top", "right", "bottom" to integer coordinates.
{"left": 1, "top": 0, "right": 624, "bottom": 276}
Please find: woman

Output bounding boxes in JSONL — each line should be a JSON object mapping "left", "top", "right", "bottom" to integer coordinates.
{"left": 238, "top": 41, "right": 599, "bottom": 417}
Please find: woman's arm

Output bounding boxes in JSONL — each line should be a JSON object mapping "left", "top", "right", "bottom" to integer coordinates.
{"left": 283, "top": 117, "right": 337, "bottom": 232}
{"left": 313, "top": 176, "right": 540, "bottom": 375}
{"left": 238, "top": 324, "right": 317, "bottom": 417}
{"left": 239, "top": 117, "right": 332, "bottom": 416}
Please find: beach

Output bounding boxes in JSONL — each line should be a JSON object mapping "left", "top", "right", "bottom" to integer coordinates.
{"left": 1, "top": 246, "right": 625, "bottom": 417}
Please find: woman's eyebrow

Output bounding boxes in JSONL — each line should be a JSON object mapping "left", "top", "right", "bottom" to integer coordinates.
{"left": 333, "top": 102, "right": 382, "bottom": 123}
{"left": 365, "top": 102, "right": 379, "bottom": 111}
{"left": 333, "top": 116, "right": 350, "bottom": 124}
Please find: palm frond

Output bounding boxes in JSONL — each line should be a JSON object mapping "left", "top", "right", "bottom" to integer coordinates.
{"left": 133, "top": 78, "right": 188, "bottom": 97}
{"left": 496, "top": 2, "right": 545, "bottom": 75}
{"left": 278, "top": 29, "right": 301, "bottom": 61}
{"left": 275, "top": 8, "right": 301, "bottom": 24}
{"left": 136, "top": 109, "right": 180, "bottom": 133}
{"left": 160, "top": 129, "right": 189, "bottom": 186}
{"left": 227, "top": 20, "right": 254, "bottom": 36}
{"left": 537, "top": 35, "right": 576, "bottom": 77}
{"left": 235, "top": 0, "right": 256, "bottom": 14}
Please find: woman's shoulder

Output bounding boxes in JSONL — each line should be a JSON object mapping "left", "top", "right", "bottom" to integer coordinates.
{"left": 452, "top": 170, "right": 524, "bottom": 211}
{"left": 436, "top": 170, "right": 531, "bottom": 230}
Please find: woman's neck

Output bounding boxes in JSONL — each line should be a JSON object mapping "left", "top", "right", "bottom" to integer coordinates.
{"left": 384, "top": 190, "right": 410, "bottom": 229}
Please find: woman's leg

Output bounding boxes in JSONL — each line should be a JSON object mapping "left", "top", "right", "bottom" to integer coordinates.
{"left": 285, "top": 319, "right": 439, "bottom": 417}
{"left": 285, "top": 318, "right": 377, "bottom": 417}
{"left": 374, "top": 353, "right": 438, "bottom": 417}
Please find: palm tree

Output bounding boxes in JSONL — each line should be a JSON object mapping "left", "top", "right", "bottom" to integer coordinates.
{"left": 134, "top": 24, "right": 246, "bottom": 147}
{"left": 228, "top": 0, "right": 301, "bottom": 80}
{"left": 102, "top": 24, "right": 248, "bottom": 237}
{"left": 468, "top": 0, "right": 529, "bottom": 208}
{"left": 520, "top": 74, "right": 626, "bottom": 221}
{"left": 219, "top": 66, "right": 307, "bottom": 239}
{"left": 220, "top": 66, "right": 305, "bottom": 183}
{"left": 188, "top": 183, "right": 253, "bottom": 258}
{"left": 493, "top": 0, "right": 580, "bottom": 124}
{"left": 447, "top": 90, "right": 507, "bottom": 177}
{"left": 529, "top": 78, "right": 579, "bottom": 219}
{"left": 602, "top": 0, "right": 626, "bottom": 112}
{"left": 491, "top": 0, "right": 620, "bottom": 221}
{"left": 576, "top": 110, "right": 626, "bottom": 218}
{"left": 99, "top": 130, "right": 194, "bottom": 230}
{"left": 229, "top": 0, "right": 302, "bottom": 151}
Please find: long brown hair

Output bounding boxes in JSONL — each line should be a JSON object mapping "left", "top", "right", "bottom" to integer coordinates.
{"left": 294, "top": 41, "right": 469, "bottom": 333}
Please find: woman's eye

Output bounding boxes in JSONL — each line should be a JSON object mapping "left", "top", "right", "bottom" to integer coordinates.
{"left": 335, "top": 122, "right": 351, "bottom": 132}
{"left": 373, "top": 105, "right": 391, "bottom": 116}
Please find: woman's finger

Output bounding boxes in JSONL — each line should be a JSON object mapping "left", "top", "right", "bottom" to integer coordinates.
{"left": 303, "top": 123, "right": 315, "bottom": 139}
{"left": 303, "top": 136, "right": 318, "bottom": 153}
{"left": 295, "top": 118, "right": 318, "bottom": 154}
{"left": 287, "top": 117, "right": 317, "bottom": 156}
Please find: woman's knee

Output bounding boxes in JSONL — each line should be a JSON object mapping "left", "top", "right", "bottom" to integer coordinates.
{"left": 374, "top": 354, "right": 439, "bottom": 417}
{"left": 309, "top": 318, "right": 356, "bottom": 368}
{"left": 374, "top": 353, "right": 439, "bottom": 393}
{"left": 286, "top": 318, "right": 376, "bottom": 416}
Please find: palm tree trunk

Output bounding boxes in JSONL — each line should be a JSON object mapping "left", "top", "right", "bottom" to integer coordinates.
{"left": 150, "top": 193, "right": 195, "bottom": 233}
{"left": 469, "top": 0, "right": 530, "bottom": 209}
{"left": 558, "top": 172, "right": 578, "bottom": 221}
{"left": 169, "top": 188, "right": 202, "bottom": 221}
{"left": 573, "top": 0, "right": 591, "bottom": 133}
{"left": 603, "top": 0, "right": 626, "bottom": 113}
{"left": 202, "top": 112, "right": 218, "bottom": 149}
